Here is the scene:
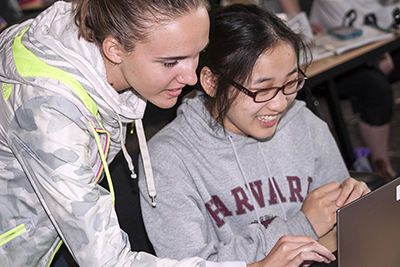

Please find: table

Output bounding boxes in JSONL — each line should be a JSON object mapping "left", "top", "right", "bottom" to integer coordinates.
{"left": 305, "top": 32, "right": 400, "bottom": 168}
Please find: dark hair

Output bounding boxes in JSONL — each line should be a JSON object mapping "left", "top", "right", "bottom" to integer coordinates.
{"left": 200, "top": 4, "right": 311, "bottom": 128}
{"left": 72, "top": 0, "right": 209, "bottom": 52}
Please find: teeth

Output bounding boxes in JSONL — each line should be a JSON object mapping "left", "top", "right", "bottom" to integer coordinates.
{"left": 257, "top": 115, "right": 277, "bottom": 122}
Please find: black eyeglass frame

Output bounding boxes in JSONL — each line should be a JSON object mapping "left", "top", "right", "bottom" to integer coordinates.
{"left": 228, "top": 69, "right": 308, "bottom": 103}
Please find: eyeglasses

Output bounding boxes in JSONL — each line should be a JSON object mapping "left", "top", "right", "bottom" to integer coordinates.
{"left": 228, "top": 69, "right": 307, "bottom": 103}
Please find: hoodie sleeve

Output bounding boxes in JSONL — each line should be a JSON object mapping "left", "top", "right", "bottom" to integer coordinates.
{"left": 6, "top": 96, "right": 245, "bottom": 267}
{"left": 308, "top": 110, "right": 350, "bottom": 190}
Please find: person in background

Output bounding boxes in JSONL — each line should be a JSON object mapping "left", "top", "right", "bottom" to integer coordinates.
{"left": 139, "top": 3, "right": 369, "bottom": 265}
{"left": 308, "top": 0, "right": 400, "bottom": 182}
{"left": 272, "top": 0, "right": 399, "bottom": 182}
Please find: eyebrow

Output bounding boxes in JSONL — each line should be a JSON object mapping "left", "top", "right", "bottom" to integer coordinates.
{"left": 155, "top": 42, "right": 209, "bottom": 61}
{"left": 253, "top": 67, "right": 298, "bottom": 85}
{"left": 155, "top": 55, "right": 188, "bottom": 61}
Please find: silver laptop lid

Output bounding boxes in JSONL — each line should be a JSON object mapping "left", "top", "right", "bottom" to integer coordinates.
{"left": 337, "top": 177, "right": 400, "bottom": 267}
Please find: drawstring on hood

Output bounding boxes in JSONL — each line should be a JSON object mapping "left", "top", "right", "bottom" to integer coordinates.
{"left": 135, "top": 119, "right": 157, "bottom": 207}
{"left": 116, "top": 113, "right": 137, "bottom": 179}
{"left": 258, "top": 143, "right": 288, "bottom": 222}
{"left": 228, "top": 136, "right": 262, "bottom": 226}
{"left": 228, "top": 136, "right": 288, "bottom": 225}
{"left": 116, "top": 114, "right": 157, "bottom": 207}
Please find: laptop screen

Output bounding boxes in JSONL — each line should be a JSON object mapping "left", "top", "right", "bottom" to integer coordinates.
{"left": 310, "top": 177, "right": 400, "bottom": 267}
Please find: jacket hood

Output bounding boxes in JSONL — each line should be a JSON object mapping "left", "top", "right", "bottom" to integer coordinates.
{"left": 1, "top": 1, "right": 146, "bottom": 124}
{"left": 176, "top": 90, "right": 304, "bottom": 145}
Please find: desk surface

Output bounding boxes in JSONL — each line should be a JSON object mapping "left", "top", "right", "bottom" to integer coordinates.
{"left": 306, "top": 31, "right": 400, "bottom": 82}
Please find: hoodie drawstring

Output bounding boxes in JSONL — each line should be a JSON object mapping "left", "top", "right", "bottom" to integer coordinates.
{"left": 116, "top": 113, "right": 137, "bottom": 179}
{"left": 258, "top": 142, "right": 288, "bottom": 222}
{"left": 134, "top": 118, "right": 157, "bottom": 208}
{"left": 228, "top": 136, "right": 262, "bottom": 225}
{"left": 116, "top": 111, "right": 156, "bottom": 207}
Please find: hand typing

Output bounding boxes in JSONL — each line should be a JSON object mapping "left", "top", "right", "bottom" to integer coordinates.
{"left": 301, "top": 181, "right": 342, "bottom": 237}
{"left": 247, "top": 235, "right": 336, "bottom": 267}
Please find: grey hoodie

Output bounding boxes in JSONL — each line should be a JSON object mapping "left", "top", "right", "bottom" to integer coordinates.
{"left": 139, "top": 91, "right": 349, "bottom": 263}
{"left": 0, "top": 2, "right": 244, "bottom": 267}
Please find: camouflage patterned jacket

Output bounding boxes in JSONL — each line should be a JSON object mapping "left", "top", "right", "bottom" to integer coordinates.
{"left": 0, "top": 2, "right": 245, "bottom": 267}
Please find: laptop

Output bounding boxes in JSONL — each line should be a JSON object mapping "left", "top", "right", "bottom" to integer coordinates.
{"left": 311, "top": 176, "right": 400, "bottom": 267}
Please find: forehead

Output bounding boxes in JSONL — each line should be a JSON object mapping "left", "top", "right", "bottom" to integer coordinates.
{"left": 137, "top": 8, "right": 209, "bottom": 57}
{"left": 251, "top": 42, "right": 297, "bottom": 78}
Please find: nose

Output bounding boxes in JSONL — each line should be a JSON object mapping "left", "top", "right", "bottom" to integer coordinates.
{"left": 176, "top": 60, "right": 198, "bottom": 86}
{"left": 266, "top": 90, "right": 289, "bottom": 112}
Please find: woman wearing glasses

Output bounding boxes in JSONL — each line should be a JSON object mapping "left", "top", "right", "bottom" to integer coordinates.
{"left": 138, "top": 4, "right": 369, "bottom": 266}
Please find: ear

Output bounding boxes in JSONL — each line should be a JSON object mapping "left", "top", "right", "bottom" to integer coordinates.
{"left": 102, "top": 36, "right": 124, "bottom": 64}
{"left": 200, "top": 66, "right": 218, "bottom": 97}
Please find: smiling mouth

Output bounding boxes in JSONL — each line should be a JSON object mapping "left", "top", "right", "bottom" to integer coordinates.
{"left": 257, "top": 115, "right": 278, "bottom": 122}
{"left": 164, "top": 87, "right": 183, "bottom": 98}
{"left": 168, "top": 88, "right": 181, "bottom": 91}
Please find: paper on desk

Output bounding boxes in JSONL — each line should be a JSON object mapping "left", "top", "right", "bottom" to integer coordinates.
{"left": 286, "top": 12, "right": 335, "bottom": 64}
{"left": 313, "top": 25, "right": 396, "bottom": 56}
{"left": 310, "top": 45, "right": 335, "bottom": 62}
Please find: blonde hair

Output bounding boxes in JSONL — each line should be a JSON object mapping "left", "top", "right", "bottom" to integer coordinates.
{"left": 72, "top": 0, "right": 209, "bottom": 52}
